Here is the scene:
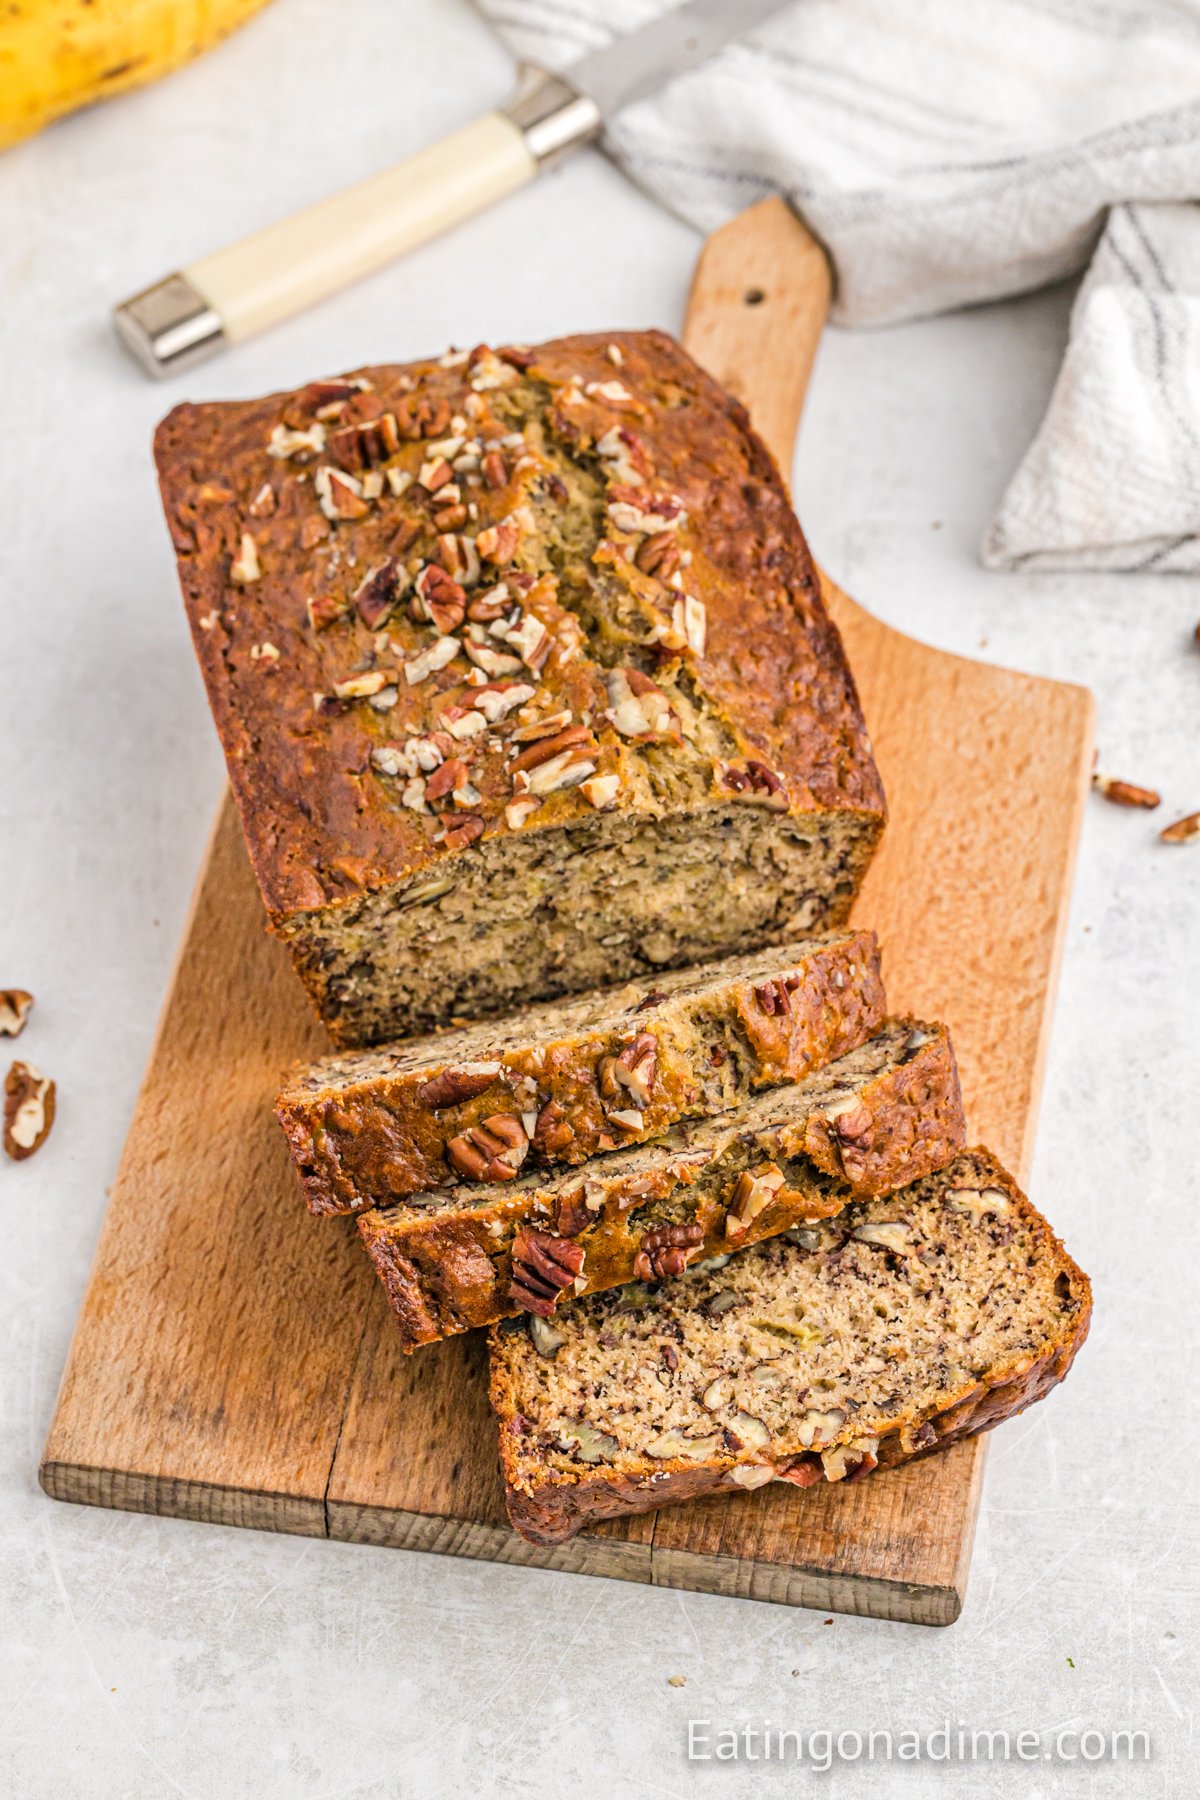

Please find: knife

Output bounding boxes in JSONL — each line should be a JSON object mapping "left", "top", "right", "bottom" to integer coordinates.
{"left": 113, "top": 0, "right": 791, "bottom": 377}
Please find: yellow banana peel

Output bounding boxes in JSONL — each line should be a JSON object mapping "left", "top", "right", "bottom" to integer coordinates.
{"left": 0, "top": 0, "right": 276, "bottom": 150}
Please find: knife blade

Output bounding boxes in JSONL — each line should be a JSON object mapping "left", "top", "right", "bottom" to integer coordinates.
{"left": 114, "top": 0, "right": 793, "bottom": 376}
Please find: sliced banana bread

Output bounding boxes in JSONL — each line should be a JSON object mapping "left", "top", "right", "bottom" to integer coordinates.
{"left": 154, "top": 330, "right": 885, "bottom": 1046}
{"left": 276, "top": 929, "right": 884, "bottom": 1215}
{"left": 489, "top": 1149, "right": 1091, "bottom": 1546}
{"left": 358, "top": 1018, "right": 964, "bottom": 1351}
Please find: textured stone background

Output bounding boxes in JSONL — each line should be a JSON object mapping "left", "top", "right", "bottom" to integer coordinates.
{"left": 1, "top": 2, "right": 1196, "bottom": 1795}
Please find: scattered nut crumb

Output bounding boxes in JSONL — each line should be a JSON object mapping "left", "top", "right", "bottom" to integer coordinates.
{"left": 667, "top": 1675, "right": 686, "bottom": 1688}
{"left": 4, "top": 1061, "right": 55, "bottom": 1160}
{"left": 0, "top": 990, "right": 33, "bottom": 1037}
{"left": 1160, "top": 811, "right": 1200, "bottom": 845}
{"left": 1092, "top": 772, "right": 1161, "bottom": 809}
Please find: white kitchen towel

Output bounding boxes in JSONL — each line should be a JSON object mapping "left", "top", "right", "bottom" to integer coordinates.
{"left": 477, "top": 0, "right": 1200, "bottom": 570}
{"left": 984, "top": 202, "right": 1200, "bottom": 571}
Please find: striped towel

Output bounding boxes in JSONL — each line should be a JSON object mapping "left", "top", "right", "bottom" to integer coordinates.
{"left": 477, "top": 0, "right": 1200, "bottom": 572}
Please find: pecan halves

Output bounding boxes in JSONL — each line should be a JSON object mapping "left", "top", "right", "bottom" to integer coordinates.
{"left": 412, "top": 564, "right": 466, "bottom": 633}
{"left": 446, "top": 1113, "right": 529, "bottom": 1180}
{"left": 1092, "top": 771, "right": 1161, "bottom": 809}
{"left": 0, "top": 990, "right": 33, "bottom": 1038}
{"left": 395, "top": 393, "right": 451, "bottom": 439}
{"left": 4, "top": 1060, "right": 55, "bottom": 1161}
{"left": 510, "top": 1227, "right": 586, "bottom": 1316}
{"left": 1161, "top": 810, "right": 1200, "bottom": 844}
{"left": 416, "top": 1062, "right": 502, "bottom": 1110}
{"left": 632, "top": 1221, "right": 704, "bottom": 1282}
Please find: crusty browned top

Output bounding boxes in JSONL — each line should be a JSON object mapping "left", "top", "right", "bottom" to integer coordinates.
{"left": 155, "top": 330, "right": 885, "bottom": 921}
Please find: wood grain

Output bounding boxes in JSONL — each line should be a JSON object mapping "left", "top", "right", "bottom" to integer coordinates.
{"left": 41, "top": 200, "right": 1093, "bottom": 1625}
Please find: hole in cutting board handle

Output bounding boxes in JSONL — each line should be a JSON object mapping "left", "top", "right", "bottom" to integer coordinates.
{"left": 743, "top": 287, "right": 767, "bottom": 306}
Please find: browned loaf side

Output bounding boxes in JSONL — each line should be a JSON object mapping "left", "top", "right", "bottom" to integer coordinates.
{"left": 358, "top": 1018, "right": 964, "bottom": 1352}
{"left": 154, "top": 330, "right": 885, "bottom": 1047}
{"left": 489, "top": 1149, "right": 1091, "bottom": 1546}
{"left": 276, "top": 929, "right": 885, "bottom": 1215}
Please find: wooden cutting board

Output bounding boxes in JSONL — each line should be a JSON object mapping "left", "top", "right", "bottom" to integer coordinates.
{"left": 40, "top": 201, "right": 1095, "bottom": 1625}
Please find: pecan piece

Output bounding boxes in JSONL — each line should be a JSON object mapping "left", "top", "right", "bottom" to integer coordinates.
{"left": 1092, "top": 772, "right": 1161, "bottom": 809}
{"left": 440, "top": 813, "right": 485, "bottom": 853}
{"left": 633, "top": 1222, "right": 704, "bottom": 1282}
{"left": 417, "top": 1062, "right": 501, "bottom": 1110}
{"left": 597, "top": 1032, "right": 657, "bottom": 1108}
{"left": 1161, "top": 810, "right": 1200, "bottom": 844}
{"left": 0, "top": 990, "right": 33, "bottom": 1038}
{"left": 395, "top": 393, "right": 451, "bottom": 439}
{"left": 424, "top": 757, "right": 469, "bottom": 803}
{"left": 4, "top": 1060, "right": 55, "bottom": 1161}
{"left": 725, "top": 1165, "right": 786, "bottom": 1238}
{"left": 533, "top": 1099, "right": 575, "bottom": 1158}
{"left": 476, "top": 519, "right": 521, "bottom": 565}
{"left": 412, "top": 564, "right": 466, "bottom": 633}
{"left": 510, "top": 1227, "right": 586, "bottom": 1316}
{"left": 354, "top": 558, "right": 402, "bottom": 627}
{"left": 635, "top": 530, "right": 681, "bottom": 579}
{"left": 721, "top": 759, "right": 787, "bottom": 807}
{"left": 481, "top": 450, "right": 509, "bottom": 490}
{"left": 446, "top": 1113, "right": 528, "bottom": 1181}
{"left": 753, "top": 974, "right": 800, "bottom": 1016}
{"left": 510, "top": 724, "right": 596, "bottom": 774}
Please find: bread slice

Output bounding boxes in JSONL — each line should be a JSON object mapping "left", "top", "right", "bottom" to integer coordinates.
{"left": 154, "top": 330, "right": 885, "bottom": 1046}
{"left": 358, "top": 1018, "right": 964, "bottom": 1351}
{"left": 276, "top": 929, "right": 884, "bottom": 1215}
{"left": 489, "top": 1149, "right": 1091, "bottom": 1545}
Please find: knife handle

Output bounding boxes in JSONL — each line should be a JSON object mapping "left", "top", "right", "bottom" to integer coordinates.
{"left": 114, "top": 68, "right": 601, "bottom": 376}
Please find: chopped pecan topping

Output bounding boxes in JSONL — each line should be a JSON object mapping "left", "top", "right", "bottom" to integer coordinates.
{"left": 605, "top": 667, "right": 679, "bottom": 741}
{"left": 315, "top": 465, "right": 369, "bottom": 521}
{"left": 510, "top": 724, "right": 596, "bottom": 774}
{"left": 424, "top": 757, "right": 469, "bottom": 802}
{"left": 596, "top": 1032, "right": 657, "bottom": 1109}
{"left": 632, "top": 1221, "right": 704, "bottom": 1282}
{"left": 417, "top": 1062, "right": 502, "bottom": 1109}
{"left": 306, "top": 591, "right": 349, "bottom": 632}
{"left": 481, "top": 450, "right": 509, "bottom": 490}
{"left": 389, "top": 516, "right": 423, "bottom": 557}
{"left": 467, "top": 584, "right": 512, "bottom": 622}
{"left": 0, "top": 991, "right": 33, "bottom": 1037}
{"left": 395, "top": 393, "right": 451, "bottom": 440}
{"left": 753, "top": 974, "right": 800, "bottom": 1016}
{"left": 439, "top": 812, "right": 485, "bottom": 852}
{"left": 476, "top": 519, "right": 521, "bottom": 565}
{"left": 721, "top": 759, "right": 787, "bottom": 807}
{"left": 330, "top": 411, "right": 399, "bottom": 469}
{"left": 534, "top": 1099, "right": 575, "bottom": 1158}
{"left": 636, "top": 530, "right": 681, "bottom": 579}
{"left": 354, "top": 558, "right": 403, "bottom": 628}
{"left": 509, "top": 1227, "right": 585, "bottom": 1316}
{"left": 446, "top": 1113, "right": 529, "bottom": 1181}
{"left": 4, "top": 1060, "right": 55, "bottom": 1161}
{"left": 417, "top": 456, "right": 455, "bottom": 493}
{"left": 412, "top": 565, "right": 467, "bottom": 633}
{"left": 725, "top": 1164, "right": 786, "bottom": 1238}
{"left": 229, "top": 533, "right": 260, "bottom": 584}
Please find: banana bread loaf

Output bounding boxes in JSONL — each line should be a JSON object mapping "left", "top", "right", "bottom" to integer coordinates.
{"left": 276, "top": 929, "right": 884, "bottom": 1215}
{"left": 359, "top": 1018, "right": 964, "bottom": 1351}
{"left": 490, "top": 1149, "right": 1091, "bottom": 1545}
{"left": 154, "top": 330, "right": 885, "bottom": 1046}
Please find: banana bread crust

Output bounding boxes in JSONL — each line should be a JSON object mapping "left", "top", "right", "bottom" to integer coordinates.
{"left": 154, "top": 330, "right": 885, "bottom": 1044}
{"left": 276, "top": 930, "right": 885, "bottom": 1214}
{"left": 489, "top": 1150, "right": 1091, "bottom": 1545}
{"left": 358, "top": 1019, "right": 964, "bottom": 1350}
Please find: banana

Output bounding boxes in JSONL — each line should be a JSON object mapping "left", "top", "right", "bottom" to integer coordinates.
{"left": 0, "top": 0, "right": 276, "bottom": 151}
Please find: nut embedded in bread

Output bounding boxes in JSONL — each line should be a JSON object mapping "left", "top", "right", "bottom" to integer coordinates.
{"left": 488, "top": 1149, "right": 1091, "bottom": 1545}
{"left": 276, "top": 929, "right": 886, "bottom": 1214}
{"left": 357, "top": 1018, "right": 965, "bottom": 1350}
{"left": 154, "top": 331, "right": 885, "bottom": 1046}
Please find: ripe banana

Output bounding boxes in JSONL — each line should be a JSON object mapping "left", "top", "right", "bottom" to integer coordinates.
{"left": 0, "top": 0, "right": 276, "bottom": 151}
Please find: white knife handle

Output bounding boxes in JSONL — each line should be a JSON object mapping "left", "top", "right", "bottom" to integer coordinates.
{"left": 192, "top": 113, "right": 534, "bottom": 343}
{"left": 113, "top": 69, "right": 602, "bottom": 376}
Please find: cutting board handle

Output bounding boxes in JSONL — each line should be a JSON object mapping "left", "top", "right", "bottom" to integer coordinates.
{"left": 684, "top": 197, "right": 831, "bottom": 475}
